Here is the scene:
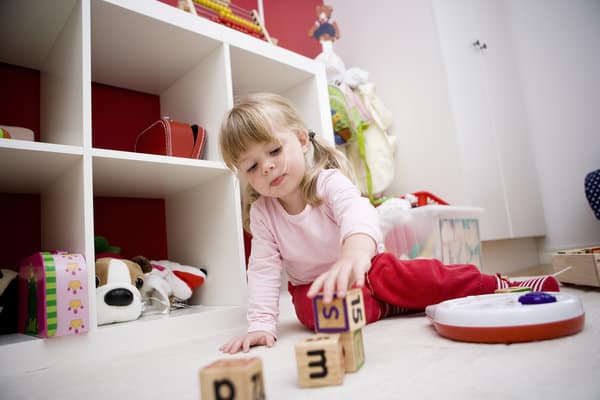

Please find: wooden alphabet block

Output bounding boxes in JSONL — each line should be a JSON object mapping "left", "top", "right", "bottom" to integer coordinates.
{"left": 313, "top": 287, "right": 366, "bottom": 333}
{"left": 295, "top": 333, "right": 345, "bottom": 388}
{"left": 199, "top": 357, "right": 266, "bottom": 400}
{"left": 340, "top": 328, "right": 365, "bottom": 372}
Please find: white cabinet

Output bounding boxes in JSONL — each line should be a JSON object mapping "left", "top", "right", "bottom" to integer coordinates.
{"left": 0, "top": 0, "right": 331, "bottom": 374}
{"left": 433, "top": 0, "right": 545, "bottom": 240}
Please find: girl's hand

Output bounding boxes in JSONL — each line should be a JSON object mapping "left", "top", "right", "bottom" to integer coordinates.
{"left": 307, "top": 233, "right": 376, "bottom": 303}
{"left": 219, "top": 331, "right": 276, "bottom": 354}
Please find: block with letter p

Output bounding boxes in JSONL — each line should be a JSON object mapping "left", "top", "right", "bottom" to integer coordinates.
{"left": 313, "top": 287, "right": 366, "bottom": 333}
{"left": 199, "top": 357, "right": 266, "bottom": 400}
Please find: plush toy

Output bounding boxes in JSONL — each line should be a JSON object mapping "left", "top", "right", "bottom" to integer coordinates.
{"left": 140, "top": 259, "right": 207, "bottom": 314}
{"left": 0, "top": 269, "right": 18, "bottom": 334}
{"left": 95, "top": 257, "right": 152, "bottom": 325}
{"left": 308, "top": 5, "right": 339, "bottom": 42}
{"left": 94, "top": 236, "right": 122, "bottom": 259}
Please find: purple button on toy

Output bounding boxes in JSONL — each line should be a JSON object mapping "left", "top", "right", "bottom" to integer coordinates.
{"left": 518, "top": 292, "right": 557, "bottom": 305}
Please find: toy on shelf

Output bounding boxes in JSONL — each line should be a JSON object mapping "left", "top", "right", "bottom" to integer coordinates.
{"left": 94, "top": 235, "right": 122, "bottom": 259}
{"left": 308, "top": 5, "right": 339, "bottom": 42}
{"left": 0, "top": 125, "right": 35, "bottom": 141}
{"left": 426, "top": 291, "right": 585, "bottom": 343}
{"left": 178, "top": 0, "right": 274, "bottom": 43}
{"left": 18, "top": 252, "right": 89, "bottom": 337}
{"left": 95, "top": 257, "right": 152, "bottom": 325}
{"left": 0, "top": 268, "right": 18, "bottom": 334}
{"left": 309, "top": 5, "right": 345, "bottom": 85}
{"left": 140, "top": 259, "right": 207, "bottom": 314}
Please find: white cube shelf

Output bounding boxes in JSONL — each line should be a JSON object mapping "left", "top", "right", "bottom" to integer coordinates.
{"left": 0, "top": 0, "right": 331, "bottom": 375}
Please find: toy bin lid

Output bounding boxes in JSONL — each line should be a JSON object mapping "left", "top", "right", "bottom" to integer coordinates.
{"left": 409, "top": 205, "right": 483, "bottom": 219}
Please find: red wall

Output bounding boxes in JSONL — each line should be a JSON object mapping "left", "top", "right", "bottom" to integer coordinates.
{"left": 94, "top": 197, "right": 168, "bottom": 261}
{"left": 0, "top": 63, "right": 40, "bottom": 141}
{"left": 263, "top": 0, "right": 323, "bottom": 59}
{"left": 92, "top": 83, "right": 160, "bottom": 152}
{"left": 0, "top": 194, "right": 41, "bottom": 269}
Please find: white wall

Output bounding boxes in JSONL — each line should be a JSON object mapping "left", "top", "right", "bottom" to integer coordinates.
{"left": 328, "top": 0, "right": 600, "bottom": 269}
{"left": 327, "top": 0, "right": 467, "bottom": 205}
{"left": 504, "top": 0, "right": 600, "bottom": 260}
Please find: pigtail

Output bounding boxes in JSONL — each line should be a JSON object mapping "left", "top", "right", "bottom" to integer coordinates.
{"left": 242, "top": 184, "right": 261, "bottom": 233}
{"left": 301, "top": 130, "right": 357, "bottom": 206}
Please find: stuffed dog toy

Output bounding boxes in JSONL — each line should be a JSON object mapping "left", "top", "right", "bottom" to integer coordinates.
{"left": 95, "top": 257, "right": 152, "bottom": 325}
{"left": 0, "top": 268, "right": 18, "bottom": 334}
{"left": 140, "top": 260, "right": 207, "bottom": 314}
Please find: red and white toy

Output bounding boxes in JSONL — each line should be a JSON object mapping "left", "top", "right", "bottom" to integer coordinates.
{"left": 426, "top": 292, "right": 585, "bottom": 343}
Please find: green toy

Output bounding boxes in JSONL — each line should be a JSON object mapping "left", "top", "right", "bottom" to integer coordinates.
{"left": 328, "top": 84, "right": 389, "bottom": 205}
{"left": 94, "top": 236, "right": 121, "bottom": 257}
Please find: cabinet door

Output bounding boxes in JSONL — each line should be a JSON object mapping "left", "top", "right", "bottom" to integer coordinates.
{"left": 470, "top": 0, "right": 546, "bottom": 238}
{"left": 434, "top": 0, "right": 511, "bottom": 240}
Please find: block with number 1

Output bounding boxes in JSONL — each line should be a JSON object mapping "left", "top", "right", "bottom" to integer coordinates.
{"left": 312, "top": 287, "right": 366, "bottom": 333}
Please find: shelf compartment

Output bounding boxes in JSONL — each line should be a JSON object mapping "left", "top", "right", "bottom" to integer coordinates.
{"left": 229, "top": 45, "right": 333, "bottom": 141}
{"left": 0, "top": 141, "right": 83, "bottom": 193}
{"left": 0, "top": 145, "right": 87, "bottom": 271}
{"left": 91, "top": 0, "right": 222, "bottom": 95}
{"left": 92, "top": 150, "right": 247, "bottom": 308}
{"left": 0, "top": 0, "right": 87, "bottom": 147}
{"left": 91, "top": 1, "right": 231, "bottom": 162}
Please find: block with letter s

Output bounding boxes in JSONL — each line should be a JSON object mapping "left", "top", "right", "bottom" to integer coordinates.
{"left": 312, "top": 287, "right": 366, "bottom": 333}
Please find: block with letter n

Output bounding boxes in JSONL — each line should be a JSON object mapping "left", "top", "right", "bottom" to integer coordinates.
{"left": 294, "top": 333, "right": 345, "bottom": 388}
{"left": 199, "top": 357, "right": 266, "bottom": 400}
{"left": 312, "top": 287, "right": 366, "bottom": 333}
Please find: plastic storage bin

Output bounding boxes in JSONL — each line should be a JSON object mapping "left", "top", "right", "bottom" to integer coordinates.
{"left": 384, "top": 205, "right": 483, "bottom": 269}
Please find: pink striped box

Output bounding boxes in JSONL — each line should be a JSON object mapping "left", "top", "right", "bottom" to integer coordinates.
{"left": 18, "top": 252, "right": 89, "bottom": 338}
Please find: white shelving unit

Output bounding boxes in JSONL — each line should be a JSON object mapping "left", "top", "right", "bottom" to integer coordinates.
{"left": 0, "top": 0, "right": 331, "bottom": 375}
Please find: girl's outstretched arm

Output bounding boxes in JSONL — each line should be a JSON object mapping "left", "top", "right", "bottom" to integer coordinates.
{"left": 219, "top": 331, "right": 276, "bottom": 354}
{"left": 306, "top": 233, "right": 376, "bottom": 303}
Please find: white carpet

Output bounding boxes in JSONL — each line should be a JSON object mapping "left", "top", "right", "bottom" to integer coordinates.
{"left": 1, "top": 284, "right": 599, "bottom": 399}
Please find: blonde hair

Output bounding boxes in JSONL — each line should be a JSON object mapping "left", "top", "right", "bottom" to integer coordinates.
{"left": 219, "top": 93, "right": 356, "bottom": 232}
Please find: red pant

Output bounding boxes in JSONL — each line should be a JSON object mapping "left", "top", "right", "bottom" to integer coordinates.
{"left": 288, "top": 252, "right": 498, "bottom": 330}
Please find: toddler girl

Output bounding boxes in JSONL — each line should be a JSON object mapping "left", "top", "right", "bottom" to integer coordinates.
{"left": 218, "top": 93, "right": 559, "bottom": 354}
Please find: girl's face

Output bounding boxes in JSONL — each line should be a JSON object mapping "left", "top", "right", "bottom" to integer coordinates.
{"left": 238, "top": 128, "right": 309, "bottom": 212}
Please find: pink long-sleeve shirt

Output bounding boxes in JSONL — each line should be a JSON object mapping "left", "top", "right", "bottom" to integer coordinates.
{"left": 246, "top": 169, "right": 384, "bottom": 337}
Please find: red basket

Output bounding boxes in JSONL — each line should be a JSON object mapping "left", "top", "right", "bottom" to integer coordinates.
{"left": 410, "top": 191, "right": 449, "bottom": 207}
